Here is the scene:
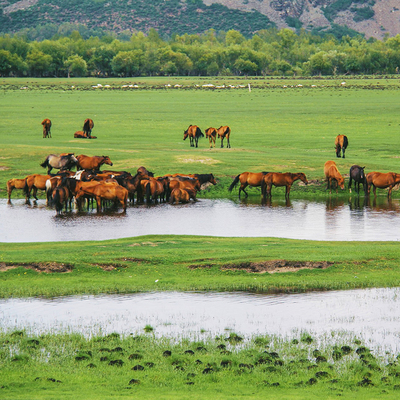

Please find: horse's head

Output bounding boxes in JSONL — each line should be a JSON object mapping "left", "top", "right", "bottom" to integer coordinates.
{"left": 183, "top": 130, "right": 188, "bottom": 140}
{"left": 299, "top": 173, "right": 308, "bottom": 185}
{"left": 68, "top": 154, "right": 78, "bottom": 164}
{"left": 209, "top": 174, "right": 217, "bottom": 185}
{"left": 338, "top": 175, "right": 345, "bottom": 190}
{"left": 103, "top": 156, "right": 113, "bottom": 166}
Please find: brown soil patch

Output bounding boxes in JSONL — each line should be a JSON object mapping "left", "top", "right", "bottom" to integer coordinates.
{"left": 0, "top": 262, "right": 73, "bottom": 273}
{"left": 189, "top": 260, "right": 333, "bottom": 274}
{"left": 93, "top": 263, "right": 127, "bottom": 271}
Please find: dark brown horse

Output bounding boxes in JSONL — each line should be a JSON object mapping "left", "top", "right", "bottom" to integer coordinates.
{"left": 367, "top": 172, "right": 400, "bottom": 197}
{"left": 183, "top": 125, "right": 204, "bottom": 148}
{"left": 52, "top": 184, "right": 71, "bottom": 214}
{"left": 261, "top": 172, "right": 308, "bottom": 199}
{"left": 348, "top": 165, "right": 367, "bottom": 195}
{"left": 335, "top": 134, "right": 348, "bottom": 158}
{"left": 205, "top": 127, "right": 217, "bottom": 148}
{"left": 324, "top": 161, "right": 345, "bottom": 193}
{"left": 217, "top": 126, "right": 231, "bottom": 148}
{"left": 7, "top": 178, "right": 26, "bottom": 204}
{"left": 228, "top": 172, "right": 269, "bottom": 198}
{"left": 76, "top": 155, "right": 113, "bottom": 171}
{"left": 83, "top": 118, "right": 94, "bottom": 138}
{"left": 74, "top": 131, "right": 97, "bottom": 139}
{"left": 41, "top": 118, "right": 52, "bottom": 138}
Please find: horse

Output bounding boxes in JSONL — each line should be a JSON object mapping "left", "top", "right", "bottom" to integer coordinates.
{"left": 76, "top": 155, "right": 113, "bottom": 171}
{"left": 228, "top": 172, "right": 269, "bottom": 198}
{"left": 261, "top": 172, "right": 308, "bottom": 199}
{"left": 324, "top": 161, "right": 345, "bottom": 193}
{"left": 169, "top": 188, "right": 192, "bottom": 204}
{"left": 40, "top": 153, "right": 78, "bottom": 174}
{"left": 205, "top": 127, "right": 217, "bottom": 148}
{"left": 83, "top": 118, "right": 94, "bottom": 138}
{"left": 141, "top": 177, "right": 166, "bottom": 204}
{"left": 335, "top": 134, "right": 348, "bottom": 158}
{"left": 183, "top": 125, "right": 204, "bottom": 148}
{"left": 217, "top": 126, "right": 231, "bottom": 148}
{"left": 41, "top": 118, "right": 52, "bottom": 138}
{"left": 366, "top": 172, "right": 400, "bottom": 197}
{"left": 7, "top": 178, "right": 26, "bottom": 204}
{"left": 52, "top": 184, "right": 71, "bottom": 214}
{"left": 74, "top": 131, "right": 97, "bottom": 139}
{"left": 167, "top": 177, "right": 200, "bottom": 201}
{"left": 348, "top": 165, "right": 367, "bottom": 195}
{"left": 24, "top": 174, "right": 51, "bottom": 203}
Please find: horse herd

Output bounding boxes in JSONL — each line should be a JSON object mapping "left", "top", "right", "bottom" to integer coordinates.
{"left": 41, "top": 118, "right": 95, "bottom": 139}
{"left": 184, "top": 125, "right": 231, "bottom": 148}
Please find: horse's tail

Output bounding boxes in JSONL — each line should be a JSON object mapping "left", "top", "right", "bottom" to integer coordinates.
{"left": 23, "top": 179, "right": 30, "bottom": 196}
{"left": 53, "top": 187, "right": 62, "bottom": 212}
{"left": 197, "top": 127, "right": 204, "bottom": 138}
{"left": 40, "top": 156, "right": 49, "bottom": 169}
{"left": 343, "top": 135, "right": 348, "bottom": 149}
{"left": 228, "top": 175, "right": 240, "bottom": 192}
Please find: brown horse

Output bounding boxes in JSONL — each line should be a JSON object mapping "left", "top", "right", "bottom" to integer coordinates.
{"left": 76, "top": 155, "right": 113, "bottom": 171}
{"left": 169, "top": 188, "right": 192, "bottom": 204}
{"left": 74, "top": 131, "right": 97, "bottom": 139}
{"left": 261, "top": 172, "right": 308, "bottom": 199}
{"left": 217, "top": 126, "right": 231, "bottom": 148}
{"left": 141, "top": 177, "right": 166, "bottom": 204}
{"left": 205, "top": 127, "right": 217, "bottom": 148}
{"left": 83, "top": 118, "right": 94, "bottom": 138}
{"left": 366, "top": 172, "right": 400, "bottom": 197}
{"left": 24, "top": 174, "right": 51, "bottom": 203}
{"left": 52, "top": 185, "right": 71, "bottom": 214}
{"left": 228, "top": 172, "right": 269, "bottom": 198}
{"left": 335, "top": 134, "right": 348, "bottom": 158}
{"left": 183, "top": 125, "right": 204, "bottom": 148}
{"left": 41, "top": 118, "right": 52, "bottom": 138}
{"left": 324, "top": 161, "right": 345, "bottom": 193}
{"left": 7, "top": 178, "right": 26, "bottom": 203}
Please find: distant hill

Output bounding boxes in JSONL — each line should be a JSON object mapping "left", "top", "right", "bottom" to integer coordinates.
{"left": 1, "top": 0, "right": 399, "bottom": 40}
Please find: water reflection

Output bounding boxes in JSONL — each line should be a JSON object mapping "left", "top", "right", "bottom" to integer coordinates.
{"left": 1, "top": 197, "right": 400, "bottom": 242}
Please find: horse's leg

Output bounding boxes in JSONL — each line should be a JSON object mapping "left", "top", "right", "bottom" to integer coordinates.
{"left": 227, "top": 137, "right": 231, "bottom": 148}
{"left": 388, "top": 186, "right": 393, "bottom": 198}
{"left": 195, "top": 137, "right": 198, "bottom": 148}
{"left": 342, "top": 148, "right": 345, "bottom": 158}
{"left": 32, "top": 187, "right": 38, "bottom": 201}
{"left": 285, "top": 184, "right": 291, "bottom": 198}
{"left": 373, "top": 185, "right": 377, "bottom": 197}
{"left": 220, "top": 137, "right": 224, "bottom": 148}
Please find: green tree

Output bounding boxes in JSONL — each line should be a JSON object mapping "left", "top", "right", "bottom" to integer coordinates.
{"left": 65, "top": 55, "right": 87, "bottom": 77}
{"left": 26, "top": 50, "right": 52, "bottom": 76}
{"left": 111, "top": 50, "right": 143, "bottom": 76}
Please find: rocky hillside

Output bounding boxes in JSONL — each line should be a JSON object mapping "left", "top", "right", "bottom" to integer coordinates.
{"left": 1, "top": 0, "right": 399, "bottom": 39}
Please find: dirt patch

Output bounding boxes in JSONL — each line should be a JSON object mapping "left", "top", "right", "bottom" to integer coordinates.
{"left": 93, "top": 263, "right": 127, "bottom": 271}
{"left": 0, "top": 166, "right": 10, "bottom": 171}
{"left": 189, "top": 260, "right": 333, "bottom": 274}
{"left": 118, "top": 258, "right": 150, "bottom": 264}
{"left": 0, "top": 262, "right": 73, "bottom": 273}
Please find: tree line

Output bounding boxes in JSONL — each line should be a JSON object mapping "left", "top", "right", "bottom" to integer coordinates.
{"left": 1, "top": 27, "right": 400, "bottom": 78}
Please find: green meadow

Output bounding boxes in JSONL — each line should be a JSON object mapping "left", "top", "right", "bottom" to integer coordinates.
{"left": 1, "top": 77, "right": 400, "bottom": 399}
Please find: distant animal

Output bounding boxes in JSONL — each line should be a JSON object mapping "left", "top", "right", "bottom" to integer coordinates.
{"left": 335, "top": 134, "right": 348, "bottom": 158}
{"left": 183, "top": 125, "right": 204, "bottom": 148}
{"left": 217, "top": 126, "right": 231, "bottom": 148}
{"left": 74, "top": 131, "right": 97, "bottom": 139}
{"left": 205, "top": 127, "right": 217, "bottom": 148}
{"left": 41, "top": 119, "right": 52, "bottom": 138}
{"left": 40, "top": 153, "right": 78, "bottom": 174}
{"left": 348, "top": 165, "right": 367, "bottom": 195}
{"left": 324, "top": 161, "right": 344, "bottom": 193}
{"left": 83, "top": 119, "right": 94, "bottom": 138}
{"left": 76, "top": 155, "right": 113, "bottom": 171}
{"left": 261, "top": 172, "right": 308, "bottom": 199}
{"left": 366, "top": 172, "right": 400, "bottom": 197}
{"left": 228, "top": 172, "right": 269, "bottom": 198}
{"left": 7, "top": 178, "right": 26, "bottom": 204}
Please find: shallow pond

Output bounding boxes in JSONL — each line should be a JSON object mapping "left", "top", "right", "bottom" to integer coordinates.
{"left": 1, "top": 196, "right": 400, "bottom": 242}
{"left": 1, "top": 288, "right": 400, "bottom": 355}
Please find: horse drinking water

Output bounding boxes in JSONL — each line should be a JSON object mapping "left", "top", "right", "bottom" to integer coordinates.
{"left": 324, "top": 160, "right": 345, "bottom": 193}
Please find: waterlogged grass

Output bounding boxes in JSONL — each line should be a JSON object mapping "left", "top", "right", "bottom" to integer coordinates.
{"left": 0, "top": 236, "right": 400, "bottom": 298}
{"left": 1, "top": 330, "right": 400, "bottom": 399}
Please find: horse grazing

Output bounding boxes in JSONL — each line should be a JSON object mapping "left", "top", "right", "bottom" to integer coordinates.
{"left": 76, "top": 155, "right": 113, "bottom": 171}
{"left": 228, "top": 172, "right": 269, "bottom": 198}
{"left": 183, "top": 125, "right": 204, "bottom": 148}
{"left": 366, "top": 172, "right": 400, "bottom": 197}
{"left": 169, "top": 188, "right": 192, "bottom": 204}
{"left": 7, "top": 178, "right": 26, "bottom": 204}
{"left": 261, "top": 172, "right": 308, "bottom": 199}
{"left": 205, "top": 127, "right": 217, "bottom": 148}
{"left": 41, "top": 119, "right": 52, "bottom": 138}
{"left": 74, "top": 131, "right": 97, "bottom": 139}
{"left": 324, "top": 161, "right": 345, "bottom": 193}
{"left": 348, "top": 165, "right": 367, "bottom": 195}
{"left": 217, "top": 126, "right": 231, "bottom": 148}
{"left": 335, "top": 134, "right": 348, "bottom": 158}
{"left": 40, "top": 153, "right": 78, "bottom": 174}
{"left": 83, "top": 118, "right": 94, "bottom": 138}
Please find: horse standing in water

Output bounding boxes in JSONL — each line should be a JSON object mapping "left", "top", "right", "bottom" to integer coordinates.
{"left": 41, "top": 119, "right": 52, "bottom": 138}
{"left": 217, "top": 126, "right": 231, "bottom": 148}
{"left": 324, "top": 160, "right": 345, "bottom": 193}
{"left": 205, "top": 127, "right": 217, "bottom": 148}
{"left": 183, "top": 125, "right": 204, "bottom": 148}
{"left": 261, "top": 172, "right": 308, "bottom": 199}
{"left": 228, "top": 172, "right": 269, "bottom": 198}
{"left": 348, "top": 165, "right": 367, "bottom": 195}
{"left": 366, "top": 172, "right": 400, "bottom": 198}
{"left": 7, "top": 178, "right": 26, "bottom": 204}
{"left": 83, "top": 119, "right": 94, "bottom": 138}
{"left": 335, "top": 134, "right": 348, "bottom": 158}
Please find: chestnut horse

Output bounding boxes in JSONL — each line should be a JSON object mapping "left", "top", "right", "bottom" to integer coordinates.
{"left": 24, "top": 174, "right": 51, "bottom": 203}
{"left": 228, "top": 172, "right": 269, "bottom": 198}
{"left": 74, "top": 131, "right": 97, "bottom": 139}
{"left": 335, "top": 134, "right": 348, "bottom": 158}
{"left": 83, "top": 118, "right": 94, "bottom": 138}
{"left": 183, "top": 125, "right": 204, "bottom": 148}
{"left": 261, "top": 172, "right": 308, "bottom": 199}
{"left": 169, "top": 188, "right": 192, "bottom": 204}
{"left": 7, "top": 178, "right": 26, "bottom": 204}
{"left": 366, "top": 172, "right": 400, "bottom": 197}
{"left": 41, "top": 118, "right": 52, "bottom": 138}
{"left": 217, "top": 126, "right": 231, "bottom": 148}
{"left": 324, "top": 161, "right": 344, "bottom": 193}
{"left": 76, "top": 155, "right": 113, "bottom": 171}
{"left": 205, "top": 127, "right": 217, "bottom": 148}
